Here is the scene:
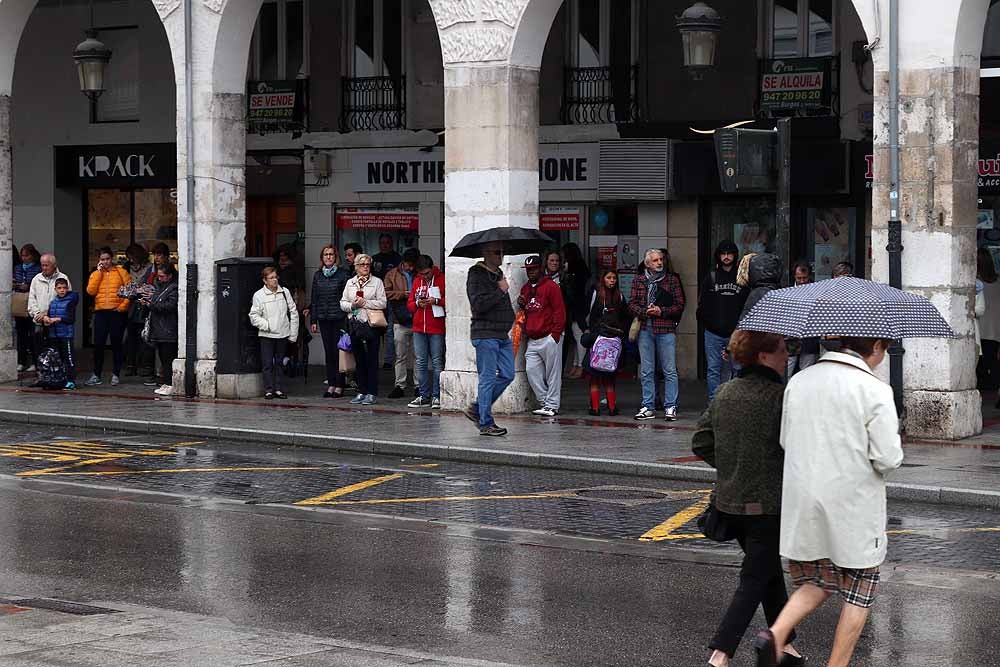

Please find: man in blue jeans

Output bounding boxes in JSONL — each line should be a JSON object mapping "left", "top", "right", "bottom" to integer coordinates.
{"left": 628, "top": 249, "right": 686, "bottom": 421}
{"left": 697, "top": 240, "right": 747, "bottom": 401}
{"left": 464, "top": 242, "right": 515, "bottom": 436}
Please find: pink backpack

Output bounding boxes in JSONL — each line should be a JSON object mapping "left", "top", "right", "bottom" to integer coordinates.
{"left": 589, "top": 335, "right": 622, "bottom": 373}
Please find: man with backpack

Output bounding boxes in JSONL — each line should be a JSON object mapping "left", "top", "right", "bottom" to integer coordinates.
{"left": 385, "top": 248, "right": 419, "bottom": 399}
{"left": 697, "top": 240, "right": 747, "bottom": 401}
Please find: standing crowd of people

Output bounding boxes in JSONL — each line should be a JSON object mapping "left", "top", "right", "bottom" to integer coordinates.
{"left": 12, "top": 242, "right": 178, "bottom": 394}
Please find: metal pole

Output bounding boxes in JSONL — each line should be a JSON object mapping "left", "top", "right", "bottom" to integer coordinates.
{"left": 887, "top": 0, "right": 904, "bottom": 417}
{"left": 184, "top": 0, "right": 198, "bottom": 398}
{"left": 776, "top": 117, "right": 792, "bottom": 284}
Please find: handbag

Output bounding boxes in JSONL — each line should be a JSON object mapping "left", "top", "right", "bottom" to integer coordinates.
{"left": 366, "top": 308, "right": 388, "bottom": 329}
{"left": 628, "top": 317, "right": 642, "bottom": 343}
{"left": 339, "top": 349, "right": 356, "bottom": 373}
{"left": 696, "top": 493, "right": 737, "bottom": 542}
{"left": 11, "top": 292, "right": 28, "bottom": 318}
{"left": 349, "top": 316, "right": 376, "bottom": 341}
{"left": 337, "top": 331, "right": 352, "bottom": 352}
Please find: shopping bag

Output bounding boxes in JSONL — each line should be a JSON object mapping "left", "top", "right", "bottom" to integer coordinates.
{"left": 10, "top": 292, "right": 28, "bottom": 318}
{"left": 339, "top": 349, "right": 356, "bottom": 373}
{"left": 337, "top": 331, "right": 352, "bottom": 352}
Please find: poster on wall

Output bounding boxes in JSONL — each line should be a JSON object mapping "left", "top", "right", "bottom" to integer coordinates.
{"left": 618, "top": 236, "right": 638, "bottom": 273}
{"left": 760, "top": 58, "right": 832, "bottom": 111}
{"left": 734, "top": 222, "right": 772, "bottom": 258}
{"left": 596, "top": 246, "right": 618, "bottom": 271}
{"left": 247, "top": 80, "right": 304, "bottom": 134}
{"left": 539, "top": 206, "right": 582, "bottom": 232}
{"left": 809, "top": 207, "right": 855, "bottom": 280}
{"left": 335, "top": 208, "right": 420, "bottom": 231}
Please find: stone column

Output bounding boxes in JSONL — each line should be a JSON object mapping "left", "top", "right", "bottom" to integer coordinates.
{"left": 0, "top": 96, "right": 15, "bottom": 382}
{"left": 439, "top": 65, "right": 539, "bottom": 413}
{"left": 173, "top": 86, "right": 247, "bottom": 398}
{"left": 871, "top": 64, "right": 982, "bottom": 439}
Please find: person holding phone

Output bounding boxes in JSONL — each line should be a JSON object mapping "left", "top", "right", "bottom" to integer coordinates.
{"left": 340, "top": 254, "right": 387, "bottom": 405}
{"left": 85, "top": 247, "right": 131, "bottom": 386}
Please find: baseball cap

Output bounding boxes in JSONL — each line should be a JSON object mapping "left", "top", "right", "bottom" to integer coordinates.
{"left": 523, "top": 255, "right": 542, "bottom": 268}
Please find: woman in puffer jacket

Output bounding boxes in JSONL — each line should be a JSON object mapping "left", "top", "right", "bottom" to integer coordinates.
{"left": 84, "top": 247, "right": 131, "bottom": 386}
{"left": 249, "top": 265, "right": 299, "bottom": 399}
{"left": 306, "top": 245, "right": 350, "bottom": 398}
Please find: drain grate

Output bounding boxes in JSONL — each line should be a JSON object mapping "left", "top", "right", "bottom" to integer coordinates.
{"left": 2, "top": 598, "right": 120, "bottom": 616}
{"left": 554, "top": 485, "right": 705, "bottom": 507}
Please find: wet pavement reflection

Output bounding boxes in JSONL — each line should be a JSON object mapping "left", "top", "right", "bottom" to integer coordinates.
{"left": 0, "top": 424, "right": 997, "bottom": 665}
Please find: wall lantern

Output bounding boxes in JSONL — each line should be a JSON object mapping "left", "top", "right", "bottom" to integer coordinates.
{"left": 676, "top": 2, "right": 722, "bottom": 79}
{"left": 73, "top": 29, "right": 112, "bottom": 101}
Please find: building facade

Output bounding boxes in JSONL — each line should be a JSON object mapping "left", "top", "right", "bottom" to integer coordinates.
{"left": 0, "top": 0, "right": 993, "bottom": 438}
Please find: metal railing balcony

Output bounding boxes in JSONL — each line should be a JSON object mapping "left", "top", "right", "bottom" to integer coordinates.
{"left": 561, "top": 65, "right": 639, "bottom": 125}
{"left": 341, "top": 75, "right": 406, "bottom": 131}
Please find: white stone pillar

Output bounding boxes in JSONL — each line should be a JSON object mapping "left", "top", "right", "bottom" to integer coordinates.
{"left": 173, "top": 87, "right": 248, "bottom": 397}
{"left": 0, "top": 96, "right": 15, "bottom": 382}
{"left": 439, "top": 65, "right": 540, "bottom": 413}
{"left": 864, "top": 0, "right": 988, "bottom": 438}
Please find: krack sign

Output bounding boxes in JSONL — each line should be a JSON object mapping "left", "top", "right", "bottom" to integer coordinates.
{"left": 351, "top": 144, "right": 600, "bottom": 192}
{"left": 56, "top": 143, "right": 176, "bottom": 189}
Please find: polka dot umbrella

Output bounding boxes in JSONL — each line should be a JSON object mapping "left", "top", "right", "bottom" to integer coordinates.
{"left": 737, "top": 276, "right": 956, "bottom": 339}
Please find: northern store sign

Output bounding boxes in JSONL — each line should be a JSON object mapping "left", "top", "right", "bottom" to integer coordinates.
{"left": 351, "top": 144, "right": 600, "bottom": 192}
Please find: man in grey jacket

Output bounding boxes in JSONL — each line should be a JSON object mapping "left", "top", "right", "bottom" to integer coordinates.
{"left": 464, "top": 242, "right": 515, "bottom": 436}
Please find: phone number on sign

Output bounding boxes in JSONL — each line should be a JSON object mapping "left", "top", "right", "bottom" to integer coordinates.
{"left": 762, "top": 90, "right": 822, "bottom": 103}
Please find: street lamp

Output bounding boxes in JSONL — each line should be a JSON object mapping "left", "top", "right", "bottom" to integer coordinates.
{"left": 676, "top": 2, "right": 722, "bottom": 80}
{"left": 73, "top": 29, "right": 112, "bottom": 101}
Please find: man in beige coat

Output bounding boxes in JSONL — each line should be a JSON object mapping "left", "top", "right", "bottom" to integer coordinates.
{"left": 755, "top": 337, "right": 903, "bottom": 667}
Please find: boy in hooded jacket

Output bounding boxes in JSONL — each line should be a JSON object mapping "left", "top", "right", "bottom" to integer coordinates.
{"left": 698, "top": 240, "right": 748, "bottom": 401}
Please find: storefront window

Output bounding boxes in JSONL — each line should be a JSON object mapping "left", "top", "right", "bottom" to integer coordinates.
{"left": 710, "top": 198, "right": 776, "bottom": 261}
{"left": 807, "top": 207, "right": 855, "bottom": 280}
{"left": 586, "top": 204, "right": 637, "bottom": 293}
{"left": 335, "top": 206, "right": 421, "bottom": 268}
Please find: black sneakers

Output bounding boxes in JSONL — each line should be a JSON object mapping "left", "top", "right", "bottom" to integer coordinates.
{"left": 479, "top": 424, "right": 507, "bottom": 437}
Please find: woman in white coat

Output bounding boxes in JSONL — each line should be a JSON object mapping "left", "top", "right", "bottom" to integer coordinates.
{"left": 341, "top": 254, "right": 387, "bottom": 405}
{"left": 249, "top": 265, "right": 299, "bottom": 399}
{"left": 755, "top": 337, "right": 903, "bottom": 667}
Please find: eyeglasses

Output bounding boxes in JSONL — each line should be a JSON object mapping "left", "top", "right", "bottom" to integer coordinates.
{"left": 356, "top": 261, "right": 372, "bottom": 266}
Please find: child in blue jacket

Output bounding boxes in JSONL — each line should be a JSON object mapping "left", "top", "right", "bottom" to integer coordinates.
{"left": 43, "top": 278, "right": 79, "bottom": 389}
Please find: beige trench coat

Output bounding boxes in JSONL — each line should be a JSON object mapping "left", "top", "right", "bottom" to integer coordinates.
{"left": 779, "top": 351, "right": 904, "bottom": 569}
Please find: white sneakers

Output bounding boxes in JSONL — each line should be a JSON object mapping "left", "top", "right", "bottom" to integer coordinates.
{"left": 664, "top": 406, "right": 678, "bottom": 421}
{"left": 154, "top": 384, "right": 172, "bottom": 396}
{"left": 532, "top": 407, "right": 557, "bottom": 417}
{"left": 634, "top": 407, "right": 655, "bottom": 421}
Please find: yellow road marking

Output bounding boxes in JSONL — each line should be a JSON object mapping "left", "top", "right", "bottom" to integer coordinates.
{"left": 24, "top": 466, "right": 329, "bottom": 477}
{"left": 638, "top": 494, "right": 711, "bottom": 542}
{"left": 295, "top": 473, "right": 406, "bottom": 506}
{"left": 308, "top": 493, "right": 564, "bottom": 506}
{"left": 400, "top": 463, "right": 441, "bottom": 469}
{"left": 18, "top": 454, "right": 133, "bottom": 477}
{"left": 171, "top": 441, "right": 206, "bottom": 446}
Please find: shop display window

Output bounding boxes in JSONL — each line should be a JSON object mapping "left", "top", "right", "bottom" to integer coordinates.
{"left": 586, "top": 204, "right": 638, "bottom": 294}
{"left": 709, "top": 198, "right": 776, "bottom": 261}
{"left": 335, "top": 206, "right": 421, "bottom": 270}
{"left": 806, "top": 207, "right": 856, "bottom": 280}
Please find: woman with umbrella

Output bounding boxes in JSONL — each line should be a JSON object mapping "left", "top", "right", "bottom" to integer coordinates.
{"left": 739, "top": 278, "right": 947, "bottom": 667}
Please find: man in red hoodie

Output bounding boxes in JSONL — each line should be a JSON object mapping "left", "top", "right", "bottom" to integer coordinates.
{"left": 406, "top": 255, "right": 446, "bottom": 409}
{"left": 518, "top": 255, "right": 566, "bottom": 417}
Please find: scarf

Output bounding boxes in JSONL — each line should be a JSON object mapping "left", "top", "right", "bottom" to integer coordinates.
{"left": 322, "top": 266, "right": 337, "bottom": 278}
{"left": 357, "top": 274, "right": 371, "bottom": 291}
{"left": 644, "top": 268, "right": 666, "bottom": 306}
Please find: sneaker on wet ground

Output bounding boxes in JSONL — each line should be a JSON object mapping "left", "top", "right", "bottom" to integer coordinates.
{"left": 154, "top": 384, "right": 172, "bottom": 396}
{"left": 431, "top": 398, "right": 441, "bottom": 410}
{"left": 532, "top": 407, "right": 557, "bottom": 417}
{"left": 407, "top": 396, "right": 431, "bottom": 408}
{"left": 25, "top": 365, "right": 35, "bottom": 372}
{"left": 479, "top": 424, "right": 507, "bottom": 437}
{"left": 664, "top": 406, "right": 678, "bottom": 421}
{"left": 63, "top": 382, "right": 76, "bottom": 391}
{"left": 84, "top": 375, "right": 102, "bottom": 386}
{"left": 110, "top": 375, "right": 120, "bottom": 386}
{"left": 361, "top": 394, "right": 376, "bottom": 405}
{"left": 143, "top": 379, "right": 160, "bottom": 387}
{"left": 15, "top": 364, "right": 23, "bottom": 372}
{"left": 634, "top": 407, "right": 655, "bottom": 421}
{"left": 349, "top": 394, "right": 365, "bottom": 405}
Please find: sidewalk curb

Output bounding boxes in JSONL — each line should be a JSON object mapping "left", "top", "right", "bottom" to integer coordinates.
{"left": 2, "top": 409, "right": 998, "bottom": 510}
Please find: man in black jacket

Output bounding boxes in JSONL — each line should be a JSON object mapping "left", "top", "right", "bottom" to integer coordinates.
{"left": 698, "top": 240, "right": 747, "bottom": 401}
{"left": 464, "top": 242, "right": 515, "bottom": 436}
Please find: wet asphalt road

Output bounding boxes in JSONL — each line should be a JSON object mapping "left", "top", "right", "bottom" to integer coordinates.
{"left": 0, "top": 425, "right": 998, "bottom": 665}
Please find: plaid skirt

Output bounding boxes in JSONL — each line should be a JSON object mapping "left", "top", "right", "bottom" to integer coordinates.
{"left": 788, "top": 558, "right": 881, "bottom": 608}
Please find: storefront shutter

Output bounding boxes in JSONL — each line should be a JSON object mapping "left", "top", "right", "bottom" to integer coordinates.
{"left": 598, "top": 139, "right": 673, "bottom": 201}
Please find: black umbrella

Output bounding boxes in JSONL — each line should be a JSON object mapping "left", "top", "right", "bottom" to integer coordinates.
{"left": 449, "top": 227, "right": 554, "bottom": 259}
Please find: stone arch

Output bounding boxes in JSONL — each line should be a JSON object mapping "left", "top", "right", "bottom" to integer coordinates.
{"left": 211, "top": 0, "right": 265, "bottom": 93}
{"left": 0, "top": 0, "right": 41, "bottom": 94}
{"left": 428, "top": 0, "right": 563, "bottom": 68}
